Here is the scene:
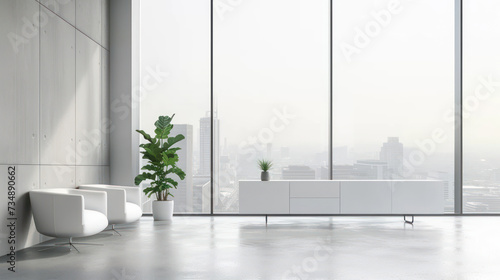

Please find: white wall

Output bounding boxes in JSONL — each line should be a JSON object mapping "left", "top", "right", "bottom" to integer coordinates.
{"left": 0, "top": 0, "right": 110, "bottom": 255}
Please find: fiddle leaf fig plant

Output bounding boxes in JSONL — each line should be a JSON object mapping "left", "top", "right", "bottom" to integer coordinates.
{"left": 135, "top": 115, "right": 186, "bottom": 201}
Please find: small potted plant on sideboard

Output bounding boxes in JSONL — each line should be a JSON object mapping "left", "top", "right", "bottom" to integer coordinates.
{"left": 258, "top": 159, "right": 273, "bottom": 181}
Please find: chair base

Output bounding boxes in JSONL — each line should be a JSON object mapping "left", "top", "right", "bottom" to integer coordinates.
{"left": 104, "top": 224, "right": 122, "bottom": 236}
{"left": 37, "top": 237, "right": 103, "bottom": 253}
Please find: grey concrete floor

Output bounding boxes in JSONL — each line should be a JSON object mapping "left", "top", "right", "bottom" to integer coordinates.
{"left": 0, "top": 216, "right": 499, "bottom": 279}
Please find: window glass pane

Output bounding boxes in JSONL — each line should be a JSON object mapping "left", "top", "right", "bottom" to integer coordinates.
{"left": 333, "top": 0, "right": 455, "bottom": 212}
{"left": 214, "top": 0, "right": 330, "bottom": 213}
{"left": 463, "top": 0, "right": 500, "bottom": 213}
{"left": 140, "top": 0, "right": 211, "bottom": 213}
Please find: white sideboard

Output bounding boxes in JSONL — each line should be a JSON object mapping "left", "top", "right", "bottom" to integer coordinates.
{"left": 239, "top": 180, "right": 444, "bottom": 215}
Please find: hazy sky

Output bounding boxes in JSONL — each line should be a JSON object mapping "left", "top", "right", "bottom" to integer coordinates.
{"left": 140, "top": 0, "right": 498, "bottom": 164}
{"left": 463, "top": 0, "right": 500, "bottom": 161}
{"left": 140, "top": 0, "right": 210, "bottom": 150}
{"left": 333, "top": 0, "right": 454, "bottom": 156}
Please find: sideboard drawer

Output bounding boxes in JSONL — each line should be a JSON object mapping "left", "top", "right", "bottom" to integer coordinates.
{"left": 290, "top": 181, "right": 340, "bottom": 198}
{"left": 290, "top": 198, "right": 340, "bottom": 214}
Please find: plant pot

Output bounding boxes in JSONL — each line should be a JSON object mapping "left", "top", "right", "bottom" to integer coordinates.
{"left": 261, "top": 171, "right": 270, "bottom": 181}
{"left": 152, "top": 200, "right": 174, "bottom": 221}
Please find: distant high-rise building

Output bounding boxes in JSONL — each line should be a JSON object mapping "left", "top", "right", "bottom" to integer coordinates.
{"left": 267, "top": 143, "right": 272, "bottom": 159}
{"left": 333, "top": 165, "right": 356, "bottom": 179}
{"left": 193, "top": 175, "right": 211, "bottom": 213}
{"left": 380, "top": 137, "right": 403, "bottom": 178}
{"left": 319, "top": 166, "right": 330, "bottom": 180}
{"left": 200, "top": 116, "right": 211, "bottom": 175}
{"left": 354, "top": 160, "right": 388, "bottom": 179}
{"left": 169, "top": 124, "right": 193, "bottom": 212}
{"left": 427, "top": 171, "right": 453, "bottom": 212}
{"left": 333, "top": 146, "right": 350, "bottom": 165}
{"left": 281, "top": 147, "right": 290, "bottom": 159}
{"left": 464, "top": 185, "right": 500, "bottom": 212}
{"left": 223, "top": 137, "right": 228, "bottom": 156}
{"left": 199, "top": 113, "right": 219, "bottom": 176}
{"left": 282, "top": 165, "right": 315, "bottom": 180}
{"left": 199, "top": 113, "right": 220, "bottom": 209}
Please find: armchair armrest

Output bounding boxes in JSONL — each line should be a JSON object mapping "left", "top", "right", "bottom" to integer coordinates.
{"left": 80, "top": 184, "right": 141, "bottom": 206}
{"left": 66, "top": 189, "right": 107, "bottom": 216}
{"left": 113, "top": 186, "right": 141, "bottom": 206}
{"left": 79, "top": 186, "right": 126, "bottom": 220}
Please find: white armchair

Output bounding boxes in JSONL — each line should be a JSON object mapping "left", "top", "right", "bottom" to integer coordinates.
{"left": 29, "top": 188, "right": 108, "bottom": 252}
{"left": 78, "top": 184, "right": 142, "bottom": 235}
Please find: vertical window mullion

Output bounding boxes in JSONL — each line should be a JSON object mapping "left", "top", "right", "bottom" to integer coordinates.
{"left": 454, "top": 0, "right": 463, "bottom": 214}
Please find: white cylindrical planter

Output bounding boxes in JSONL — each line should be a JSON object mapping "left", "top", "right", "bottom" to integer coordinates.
{"left": 152, "top": 200, "right": 174, "bottom": 221}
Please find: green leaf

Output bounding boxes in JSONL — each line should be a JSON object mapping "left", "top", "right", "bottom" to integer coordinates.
{"left": 165, "top": 178, "right": 179, "bottom": 187}
{"left": 134, "top": 173, "right": 156, "bottom": 185}
{"left": 163, "top": 134, "right": 185, "bottom": 149}
{"left": 143, "top": 187, "right": 156, "bottom": 198}
{"left": 154, "top": 115, "right": 174, "bottom": 139}
{"left": 136, "top": 130, "right": 156, "bottom": 144}
{"left": 258, "top": 159, "right": 273, "bottom": 172}
{"left": 144, "top": 145, "right": 163, "bottom": 162}
{"left": 169, "top": 167, "right": 186, "bottom": 180}
{"left": 162, "top": 153, "right": 179, "bottom": 168}
{"left": 167, "top": 147, "right": 181, "bottom": 153}
{"left": 141, "top": 164, "right": 157, "bottom": 172}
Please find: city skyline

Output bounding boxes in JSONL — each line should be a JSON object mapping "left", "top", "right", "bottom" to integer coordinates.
{"left": 138, "top": 111, "right": 500, "bottom": 214}
{"left": 141, "top": 115, "right": 460, "bottom": 213}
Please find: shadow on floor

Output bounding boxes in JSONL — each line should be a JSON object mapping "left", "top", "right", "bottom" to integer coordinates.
{"left": 0, "top": 246, "right": 71, "bottom": 262}
{"left": 0, "top": 233, "right": 117, "bottom": 262}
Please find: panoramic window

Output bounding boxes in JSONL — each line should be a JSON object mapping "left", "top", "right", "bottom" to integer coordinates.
{"left": 213, "top": 0, "right": 330, "bottom": 213}
{"left": 332, "top": 0, "right": 455, "bottom": 212}
{"left": 140, "top": 0, "right": 211, "bottom": 213}
{"left": 138, "top": 0, "right": 469, "bottom": 214}
{"left": 463, "top": 0, "right": 500, "bottom": 213}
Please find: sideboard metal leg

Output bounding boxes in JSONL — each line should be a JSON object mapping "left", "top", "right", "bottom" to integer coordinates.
{"left": 404, "top": 215, "right": 414, "bottom": 224}
{"left": 265, "top": 215, "right": 268, "bottom": 226}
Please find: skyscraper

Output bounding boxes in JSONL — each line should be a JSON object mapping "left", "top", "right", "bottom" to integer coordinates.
{"left": 199, "top": 116, "right": 210, "bottom": 175}
{"left": 282, "top": 165, "right": 316, "bottom": 180}
{"left": 199, "top": 113, "right": 220, "bottom": 209}
{"left": 266, "top": 143, "right": 272, "bottom": 159}
{"left": 354, "top": 160, "right": 388, "bottom": 179}
{"left": 380, "top": 137, "right": 404, "bottom": 178}
{"left": 193, "top": 175, "right": 211, "bottom": 213}
{"left": 169, "top": 124, "right": 193, "bottom": 212}
{"left": 199, "top": 113, "right": 219, "bottom": 176}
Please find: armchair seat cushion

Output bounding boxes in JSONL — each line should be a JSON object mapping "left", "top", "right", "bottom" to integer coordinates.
{"left": 124, "top": 202, "right": 142, "bottom": 224}
{"left": 80, "top": 210, "right": 108, "bottom": 237}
